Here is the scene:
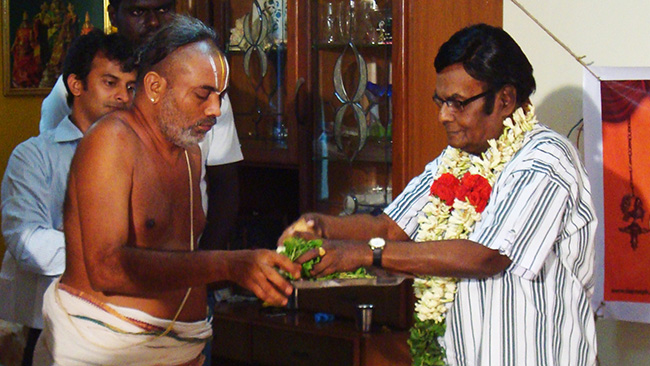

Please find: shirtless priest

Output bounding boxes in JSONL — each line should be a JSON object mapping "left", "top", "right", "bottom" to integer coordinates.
{"left": 33, "top": 15, "right": 301, "bottom": 366}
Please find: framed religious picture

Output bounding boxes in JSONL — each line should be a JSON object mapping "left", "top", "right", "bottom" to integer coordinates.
{"left": 2, "top": 0, "right": 111, "bottom": 96}
{"left": 585, "top": 67, "right": 650, "bottom": 324}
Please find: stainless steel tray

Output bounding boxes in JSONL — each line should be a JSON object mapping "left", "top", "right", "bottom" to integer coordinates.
{"left": 291, "top": 274, "right": 408, "bottom": 289}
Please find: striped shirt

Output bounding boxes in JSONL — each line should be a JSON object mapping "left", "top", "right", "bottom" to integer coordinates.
{"left": 385, "top": 124, "right": 597, "bottom": 366}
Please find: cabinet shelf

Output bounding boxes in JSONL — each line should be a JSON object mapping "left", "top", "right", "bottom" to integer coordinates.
{"left": 312, "top": 42, "right": 392, "bottom": 50}
{"left": 314, "top": 139, "right": 392, "bottom": 164}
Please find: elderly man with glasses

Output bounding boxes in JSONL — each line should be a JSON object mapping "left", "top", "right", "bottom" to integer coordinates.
{"left": 278, "top": 23, "right": 598, "bottom": 366}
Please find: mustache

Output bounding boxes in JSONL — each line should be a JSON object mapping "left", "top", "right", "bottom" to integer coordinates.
{"left": 193, "top": 117, "right": 216, "bottom": 129}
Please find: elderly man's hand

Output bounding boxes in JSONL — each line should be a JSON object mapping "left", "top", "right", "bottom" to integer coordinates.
{"left": 226, "top": 249, "right": 301, "bottom": 306}
{"left": 295, "top": 239, "right": 369, "bottom": 278}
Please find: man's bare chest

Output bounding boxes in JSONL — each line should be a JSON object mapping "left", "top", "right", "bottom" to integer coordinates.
{"left": 129, "top": 154, "right": 202, "bottom": 251}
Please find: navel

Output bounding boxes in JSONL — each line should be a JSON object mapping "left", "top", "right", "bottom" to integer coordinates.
{"left": 145, "top": 219, "right": 156, "bottom": 229}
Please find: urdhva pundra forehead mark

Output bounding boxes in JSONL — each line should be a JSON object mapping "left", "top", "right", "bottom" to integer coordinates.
{"left": 208, "top": 53, "right": 229, "bottom": 94}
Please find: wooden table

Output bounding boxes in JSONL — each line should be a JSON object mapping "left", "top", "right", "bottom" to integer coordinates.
{"left": 211, "top": 301, "right": 411, "bottom": 366}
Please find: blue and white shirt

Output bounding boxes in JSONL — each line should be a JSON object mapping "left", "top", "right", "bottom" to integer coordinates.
{"left": 385, "top": 124, "right": 598, "bottom": 366}
{"left": 0, "top": 116, "right": 81, "bottom": 329}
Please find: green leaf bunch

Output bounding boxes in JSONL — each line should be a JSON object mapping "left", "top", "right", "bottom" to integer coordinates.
{"left": 408, "top": 316, "right": 447, "bottom": 366}
{"left": 280, "top": 237, "right": 372, "bottom": 280}
{"left": 281, "top": 237, "right": 323, "bottom": 279}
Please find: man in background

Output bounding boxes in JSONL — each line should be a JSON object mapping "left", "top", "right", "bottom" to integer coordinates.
{"left": 39, "top": 0, "right": 242, "bottom": 250}
{"left": 33, "top": 16, "right": 299, "bottom": 365}
{"left": 0, "top": 30, "right": 135, "bottom": 366}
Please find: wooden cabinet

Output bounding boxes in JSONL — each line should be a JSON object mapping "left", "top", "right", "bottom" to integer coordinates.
{"left": 211, "top": 302, "right": 411, "bottom": 366}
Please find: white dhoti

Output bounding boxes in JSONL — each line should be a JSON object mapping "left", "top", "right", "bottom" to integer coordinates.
{"left": 33, "top": 280, "right": 212, "bottom": 366}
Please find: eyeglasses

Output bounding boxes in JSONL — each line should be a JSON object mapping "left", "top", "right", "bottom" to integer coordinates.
{"left": 432, "top": 90, "right": 493, "bottom": 113}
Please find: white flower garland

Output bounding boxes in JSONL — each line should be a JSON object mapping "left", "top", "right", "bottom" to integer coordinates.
{"left": 413, "top": 104, "right": 537, "bottom": 334}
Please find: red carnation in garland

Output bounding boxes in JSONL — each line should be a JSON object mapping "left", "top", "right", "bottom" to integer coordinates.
{"left": 456, "top": 172, "right": 492, "bottom": 213}
{"left": 430, "top": 173, "right": 460, "bottom": 206}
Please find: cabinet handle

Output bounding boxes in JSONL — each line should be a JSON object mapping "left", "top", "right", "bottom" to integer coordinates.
{"left": 294, "top": 77, "right": 306, "bottom": 125}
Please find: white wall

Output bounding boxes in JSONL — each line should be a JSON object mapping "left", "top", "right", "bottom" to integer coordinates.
{"left": 504, "top": 0, "right": 650, "bottom": 144}
{"left": 504, "top": 1, "right": 650, "bottom": 365}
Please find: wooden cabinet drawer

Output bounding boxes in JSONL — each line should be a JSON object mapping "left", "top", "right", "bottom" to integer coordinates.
{"left": 252, "top": 327, "right": 355, "bottom": 366}
{"left": 213, "top": 319, "right": 252, "bottom": 363}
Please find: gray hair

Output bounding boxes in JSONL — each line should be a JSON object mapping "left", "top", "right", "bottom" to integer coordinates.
{"left": 133, "top": 14, "right": 220, "bottom": 83}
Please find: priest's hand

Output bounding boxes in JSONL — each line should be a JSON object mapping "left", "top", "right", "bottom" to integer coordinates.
{"left": 226, "top": 249, "right": 301, "bottom": 306}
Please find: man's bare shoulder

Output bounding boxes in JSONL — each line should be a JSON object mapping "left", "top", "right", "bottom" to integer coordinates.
{"left": 70, "top": 109, "right": 147, "bottom": 173}
{"left": 84, "top": 110, "right": 140, "bottom": 146}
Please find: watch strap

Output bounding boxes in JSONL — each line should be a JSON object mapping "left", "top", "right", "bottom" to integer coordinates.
{"left": 372, "top": 248, "right": 382, "bottom": 267}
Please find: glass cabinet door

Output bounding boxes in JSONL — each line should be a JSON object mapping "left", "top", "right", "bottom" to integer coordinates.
{"left": 207, "top": 1, "right": 311, "bottom": 251}
{"left": 312, "top": 0, "right": 393, "bottom": 215}
{"left": 215, "top": 0, "right": 300, "bottom": 165}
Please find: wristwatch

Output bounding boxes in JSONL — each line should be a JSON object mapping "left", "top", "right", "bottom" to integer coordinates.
{"left": 368, "top": 237, "right": 386, "bottom": 267}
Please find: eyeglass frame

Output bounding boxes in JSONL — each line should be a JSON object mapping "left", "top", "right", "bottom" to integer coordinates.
{"left": 432, "top": 89, "right": 494, "bottom": 113}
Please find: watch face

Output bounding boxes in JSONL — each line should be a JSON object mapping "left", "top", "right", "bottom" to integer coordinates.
{"left": 369, "top": 237, "right": 385, "bottom": 249}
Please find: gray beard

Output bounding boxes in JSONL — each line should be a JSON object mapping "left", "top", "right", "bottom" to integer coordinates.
{"left": 159, "top": 119, "right": 201, "bottom": 149}
{"left": 156, "top": 95, "right": 205, "bottom": 149}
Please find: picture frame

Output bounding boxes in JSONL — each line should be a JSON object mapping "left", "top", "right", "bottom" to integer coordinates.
{"left": 2, "top": 0, "right": 110, "bottom": 96}
{"left": 585, "top": 66, "right": 650, "bottom": 323}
